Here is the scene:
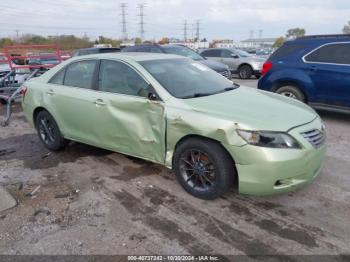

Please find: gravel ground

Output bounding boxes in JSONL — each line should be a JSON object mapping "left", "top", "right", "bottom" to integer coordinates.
{"left": 0, "top": 81, "right": 349, "bottom": 256}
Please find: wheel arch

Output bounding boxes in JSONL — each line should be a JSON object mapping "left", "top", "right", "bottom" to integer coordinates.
{"left": 271, "top": 80, "right": 309, "bottom": 103}
{"left": 172, "top": 134, "right": 238, "bottom": 188}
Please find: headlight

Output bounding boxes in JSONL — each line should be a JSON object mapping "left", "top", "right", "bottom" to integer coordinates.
{"left": 237, "top": 130, "right": 301, "bottom": 149}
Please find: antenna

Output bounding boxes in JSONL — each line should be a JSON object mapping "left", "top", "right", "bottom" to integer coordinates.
{"left": 137, "top": 3, "right": 146, "bottom": 40}
{"left": 120, "top": 3, "right": 128, "bottom": 40}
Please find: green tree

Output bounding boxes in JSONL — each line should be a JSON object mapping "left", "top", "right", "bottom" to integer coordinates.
{"left": 134, "top": 37, "right": 142, "bottom": 45}
{"left": 0, "top": 38, "right": 14, "bottom": 48}
{"left": 286, "top": 28, "right": 306, "bottom": 39}
{"left": 343, "top": 21, "right": 350, "bottom": 34}
{"left": 158, "top": 37, "right": 169, "bottom": 44}
{"left": 273, "top": 36, "right": 285, "bottom": 48}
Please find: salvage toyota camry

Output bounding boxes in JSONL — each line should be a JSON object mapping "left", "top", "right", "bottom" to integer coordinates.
{"left": 22, "top": 53, "right": 326, "bottom": 199}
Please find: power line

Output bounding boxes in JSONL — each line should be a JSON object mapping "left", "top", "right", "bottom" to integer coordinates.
{"left": 120, "top": 3, "right": 128, "bottom": 40}
{"left": 137, "top": 3, "right": 146, "bottom": 40}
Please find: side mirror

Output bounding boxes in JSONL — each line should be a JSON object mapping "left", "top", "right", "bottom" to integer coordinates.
{"left": 231, "top": 54, "right": 239, "bottom": 59}
{"left": 148, "top": 92, "right": 158, "bottom": 101}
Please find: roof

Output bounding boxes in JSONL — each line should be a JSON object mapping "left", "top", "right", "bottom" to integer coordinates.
{"left": 241, "top": 38, "right": 277, "bottom": 43}
{"left": 70, "top": 52, "right": 184, "bottom": 62}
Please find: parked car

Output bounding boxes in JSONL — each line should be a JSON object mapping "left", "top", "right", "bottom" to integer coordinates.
{"left": 200, "top": 48, "right": 265, "bottom": 79}
{"left": 258, "top": 35, "right": 350, "bottom": 112}
{"left": 74, "top": 47, "right": 121, "bottom": 56}
{"left": 22, "top": 53, "right": 326, "bottom": 199}
{"left": 122, "top": 44, "right": 232, "bottom": 79}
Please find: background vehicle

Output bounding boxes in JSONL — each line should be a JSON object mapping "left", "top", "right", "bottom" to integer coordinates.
{"left": 22, "top": 53, "right": 325, "bottom": 200}
{"left": 200, "top": 48, "right": 265, "bottom": 79}
{"left": 258, "top": 35, "right": 350, "bottom": 112}
{"left": 122, "top": 44, "right": 232, "bottom": 79}
{"left": 74, "top": 47, "right": 121, "bottom": 56}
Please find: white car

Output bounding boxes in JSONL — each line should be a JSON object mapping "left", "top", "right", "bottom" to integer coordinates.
{"left": 200, "top": 48, "right": 266, "bottom": 79}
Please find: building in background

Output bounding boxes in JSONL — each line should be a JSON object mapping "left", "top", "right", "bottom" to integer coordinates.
{"left": 212, "top": 39, "right": 235, "bottom": 48}
{"left": 237, "top": 37, "right": 277, "bottom": 49}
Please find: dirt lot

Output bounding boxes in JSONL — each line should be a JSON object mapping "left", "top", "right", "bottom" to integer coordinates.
{"left": 0, "top": 83, "right": 349, "bottom": 256}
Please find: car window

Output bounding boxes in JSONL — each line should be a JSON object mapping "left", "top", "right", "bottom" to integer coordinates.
{"left": 221, "top": 50, "right": 233, "bottom": 58}
{"left": 269, "top": 44, "right": 307, "bottom": 60}
{"left": 201, "top": 49, "right": 221, "bottom": 57}
{"left": 305, "top": 43, "right": 350, "bottom": 65}
{"left": 64, "top": 60, "right": 97, "bottom": 89}
{"left": 150, "top": 46, "right": 162, "bottom": 53}
{"left": 49, "top": 68, "right": 66, "bottom": 85}
{"left": 98, "top": 60, "right": 150, "bottom": 97}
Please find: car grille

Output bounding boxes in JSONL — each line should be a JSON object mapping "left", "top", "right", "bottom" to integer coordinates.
{"left": 301, "top": 129, "right": 326, "bottom": 149}
{"left": 219, "top": 70, "right": 230, "bottom": 79}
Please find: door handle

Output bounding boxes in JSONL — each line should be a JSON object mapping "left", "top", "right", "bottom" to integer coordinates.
{"left": 46, "top": 89, "right": 54, "bottom": 95}
{"left": 310, "top": 65, "right": 317, "bottom": 72}
{"left": 94, "top": 99, "right": 106, "bottom": 106}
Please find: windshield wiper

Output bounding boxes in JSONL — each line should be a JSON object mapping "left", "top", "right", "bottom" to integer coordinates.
{"left": 182, "top": 92, "right": 214, "bottom": 99}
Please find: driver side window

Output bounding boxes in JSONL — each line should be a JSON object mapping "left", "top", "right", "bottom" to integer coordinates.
{"left": 98, "top": 60, "right": 150, "bottom": 97}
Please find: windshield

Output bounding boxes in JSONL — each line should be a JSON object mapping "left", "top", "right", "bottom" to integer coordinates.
{"left": 140, "top": 58, "right": 237, "bottom": 99}
{"left": 235, "top": 49, "right": 252, "bottom": 57}
{"left": 162, "top": 46, "right": 204, "bottom": 61}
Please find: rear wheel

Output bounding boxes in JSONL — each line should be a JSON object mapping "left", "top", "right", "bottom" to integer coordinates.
{"left": 35, "top": 110, "right": 66, "bottom": 151}
{"left": 238, "top": 65, "right": 253, "bottom": 79}
{"left": 276, "top": 85, "right": 305, "bottom": 102}
{"left": 173, "top": 137, "right": 236, "bottom": 200}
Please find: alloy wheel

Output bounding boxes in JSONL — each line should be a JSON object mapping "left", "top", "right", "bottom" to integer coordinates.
{"left": 38, "top": 116, "right": 56, "bottom": 145}
{"left": 179, "top": 149, "right": 217, "bottom": 191}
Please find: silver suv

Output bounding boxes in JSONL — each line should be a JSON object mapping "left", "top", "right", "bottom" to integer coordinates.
{"left": 200, "top": 48, "right": 265, "bottom": 79}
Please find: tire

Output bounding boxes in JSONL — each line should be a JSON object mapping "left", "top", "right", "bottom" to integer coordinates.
{"left": 0, "top": 98, "right": 6, "bottom": 105}
{"left": 238, "top": 65, "right": 253, "bottom": 79}
{"left": 173, "top": 137, "right": 236, "bottom": 200}
{"left": 276, "top": 85, "right": 305, "bottom": 102}
{"left": 35, "top": 110, "right": 66, "bottom": 151}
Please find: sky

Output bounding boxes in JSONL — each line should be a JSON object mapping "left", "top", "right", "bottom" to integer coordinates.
{"left": 0, "top": 0, "right": 349, "bottom": 41}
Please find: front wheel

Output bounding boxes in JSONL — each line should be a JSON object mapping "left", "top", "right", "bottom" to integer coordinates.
{"left": 35, "top": 110, "right": 66, "bottom": 151}
{"left": 173, "top": 138, "right": 236, "bottom": 200}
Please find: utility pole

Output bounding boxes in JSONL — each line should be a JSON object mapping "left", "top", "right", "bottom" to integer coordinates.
{"left": 120, "top": 3, "right": 128, "bottom": 40}
{"left": 137, "top": 3, "right": 146, "bottom": 40}
{"left": 183, "top": 20, "right": 188, "bottom": 42}
{"left": 195, "top": 20, "right": 200, "bottom": 42}
{"left": 15, "top": 30, "right": 19, "bottom": 42}
{"left": 249, "top": 30, "right": 254, "bottom": 39}
{"left": 259, "top": 29, "right": 263, "bottom": 38}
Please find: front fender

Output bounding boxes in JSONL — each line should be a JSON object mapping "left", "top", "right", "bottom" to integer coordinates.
{"left": 164, "top": 106, "right": 246, "bottom": 168}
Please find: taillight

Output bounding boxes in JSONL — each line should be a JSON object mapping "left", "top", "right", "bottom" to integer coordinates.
{"left": 20, "top": 86, "right": 28, "bottom": 98}
{"left": 262, "top": 61, "right": 273, "bottom": 75}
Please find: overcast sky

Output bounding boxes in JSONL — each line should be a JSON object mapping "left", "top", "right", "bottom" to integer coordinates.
{"left": 0, "top": 0, "right": 349, "bottom": 41}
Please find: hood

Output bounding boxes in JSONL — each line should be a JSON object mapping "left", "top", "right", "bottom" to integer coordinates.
{"left": 199, "top": 59, "right": 228, "bottom": 72}
{"left": 182, "top": 86, "right": 317, "bottom": 132}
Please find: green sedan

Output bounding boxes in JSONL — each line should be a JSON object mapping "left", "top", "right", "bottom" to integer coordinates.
{"left": 21, "top": 53, "right": 326, "bottom": 199}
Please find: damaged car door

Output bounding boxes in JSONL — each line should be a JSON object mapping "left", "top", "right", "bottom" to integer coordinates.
{"left": 93, "top": 59, "right": 166, "bottom": 163}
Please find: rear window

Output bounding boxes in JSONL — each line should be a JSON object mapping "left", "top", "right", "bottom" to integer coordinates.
{"left": 304, "top": 43, "right": 350, "bottom": 65}
{"left": 269, "top": 44, "right": 307, "bottom": 60}
{"left": 64, "top": 60, "right": 97, "bottom": 89}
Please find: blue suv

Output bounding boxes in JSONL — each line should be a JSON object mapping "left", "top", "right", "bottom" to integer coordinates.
{"left": 258, "top": 35, "right": 350, "bottom": 112}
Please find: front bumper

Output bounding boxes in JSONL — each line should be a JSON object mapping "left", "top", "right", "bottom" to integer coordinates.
{"left": 226, "top": 118, "right": 326, "bottom": 196}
